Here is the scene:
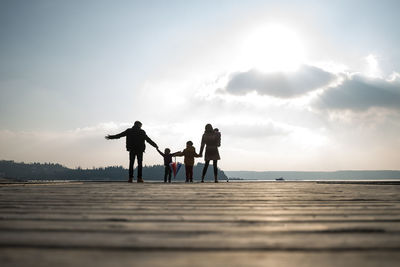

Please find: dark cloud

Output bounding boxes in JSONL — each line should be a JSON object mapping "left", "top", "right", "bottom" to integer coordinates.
{"left": 314, "top": 75, "right": 400, "bottom": 111}
{"left": 225, "top": 65, "right": 336, "bottom": 98}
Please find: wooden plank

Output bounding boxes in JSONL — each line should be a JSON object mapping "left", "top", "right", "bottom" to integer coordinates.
{"left": 1, "top": 249, "right": 400, "bottom": 267}
{"left": 1, "top": 181, "right": 400, "bottom": 266}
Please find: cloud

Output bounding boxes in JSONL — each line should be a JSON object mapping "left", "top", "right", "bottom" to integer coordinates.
{"left": 314, "top": 74, "right": 400, "bottom": 111}
{"left": 220, "top": 121, "right": 291, "bottom": 139}
{"left": 224, "top": 65, "right": 336, "bottom": 98}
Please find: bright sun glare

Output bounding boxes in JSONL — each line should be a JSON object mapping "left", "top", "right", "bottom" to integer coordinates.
{"left": 240, "top": 24, "right": 306, "bottom": 72}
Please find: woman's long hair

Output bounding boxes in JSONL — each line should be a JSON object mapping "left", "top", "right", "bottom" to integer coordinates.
{"left": 204, "top": 124, "right": 213, "bottom": 133}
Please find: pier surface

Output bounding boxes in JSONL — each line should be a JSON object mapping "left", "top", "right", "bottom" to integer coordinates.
{"left": 1, "top": 181, "right": 400, "bottom": 266}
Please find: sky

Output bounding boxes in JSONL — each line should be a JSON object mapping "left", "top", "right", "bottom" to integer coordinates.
{"left": 1, "top": 0, "right": 400, "bottom": 171}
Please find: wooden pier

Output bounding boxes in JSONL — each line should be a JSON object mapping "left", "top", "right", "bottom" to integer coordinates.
{"left": 1, "top": 181, "right": 400, "bottom": 266}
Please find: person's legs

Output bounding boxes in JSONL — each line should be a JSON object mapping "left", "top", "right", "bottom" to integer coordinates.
{"left": 189, "top": 166, "right": 193, "bottom": 182}
{"left": 128, "top": 151, "right": 136, "bottom": 182}
{"left": 137, "top": 152, "right": 144, "bottom": 182}
{"left": 164, "top": 166, "right": 169, "bottom": 183}
{"left": 213, "top": 160, "right": 218, "bottom": 183}
{"left": 185, "top": 165, "right": 190, "bottom": 182}
{"left": 167, "top": 167, "right": 172, "bottom": 183}
{"left": 201, "top": 160, "right": 210, "bottom": 182}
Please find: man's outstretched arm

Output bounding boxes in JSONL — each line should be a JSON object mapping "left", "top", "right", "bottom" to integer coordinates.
{"left": 145, "top": 135, "right": 158, "bottom": 149}
{"left": 105, "top": 130, "right": 127, "bottom": 140}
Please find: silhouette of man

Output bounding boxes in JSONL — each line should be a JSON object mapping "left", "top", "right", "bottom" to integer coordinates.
{"left": 105, "top": 121, "right": 158, "bottom": 183}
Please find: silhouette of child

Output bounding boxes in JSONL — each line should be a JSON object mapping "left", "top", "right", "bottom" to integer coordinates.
{"left": 157, "top": 148, "right": 179, "bottom": 183}
{"left": 214, "top": 128, "right": 221, "bottom": 147}
{"left": 174, "top": 141, "right": 200, "bottom": 182}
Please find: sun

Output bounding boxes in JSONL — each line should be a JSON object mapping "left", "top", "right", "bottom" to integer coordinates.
{"left": 239, "top": 24, "right": 306, "bottom": 72}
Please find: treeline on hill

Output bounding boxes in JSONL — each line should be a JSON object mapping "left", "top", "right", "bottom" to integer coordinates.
{"left": 0, "top": 160, "right": 228, "bottom": 181}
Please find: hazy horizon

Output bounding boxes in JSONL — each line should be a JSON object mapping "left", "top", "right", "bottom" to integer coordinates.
{"left": 2, "top": 158, "right": 400, "bottom": 173}
{"left": 1, "top": 0, "right": 400, "bottom": 171}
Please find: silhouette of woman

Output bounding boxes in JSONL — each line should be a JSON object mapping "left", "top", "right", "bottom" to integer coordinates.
{"left": 199, "top": 124, "right": 221, "bottom": 183}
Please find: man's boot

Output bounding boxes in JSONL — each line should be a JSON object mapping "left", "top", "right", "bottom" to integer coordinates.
{"left": 137, "top": 177, "right": 144, "bottom": 183}
{"left": 201, "top": 177, "right": 204, "bottom": 183}
{"left": 128, "top": 177, "right": 133, "bottom": 183}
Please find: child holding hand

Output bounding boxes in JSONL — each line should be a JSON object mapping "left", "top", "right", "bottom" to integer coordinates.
{"left": 174, "top": 141, "right": 201, "bottom": 182}
{"left": 157, "top": 148, "right": 180, "bottom": 183}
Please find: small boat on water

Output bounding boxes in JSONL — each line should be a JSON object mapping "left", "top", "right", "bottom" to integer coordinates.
{"left": 275, "top": 177, "right": 285, "bottom": 181}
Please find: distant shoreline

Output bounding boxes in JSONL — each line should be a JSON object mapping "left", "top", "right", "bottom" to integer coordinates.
{"left": 226, "top": 170, "right": 400, "bottom": 181}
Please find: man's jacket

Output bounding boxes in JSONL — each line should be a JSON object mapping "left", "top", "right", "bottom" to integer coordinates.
{"left": 111, "top": 126, "right": 157, "bottom": 152}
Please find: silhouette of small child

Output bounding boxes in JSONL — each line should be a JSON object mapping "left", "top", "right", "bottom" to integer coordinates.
{"left": 175, "top": 141, "right": 200, "bottom": 182}
{"left": 214, "top": 128, "right": 221, "bottom": 147}
{"left": 157, "top": 148, "right": 179, "bottom": 183}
